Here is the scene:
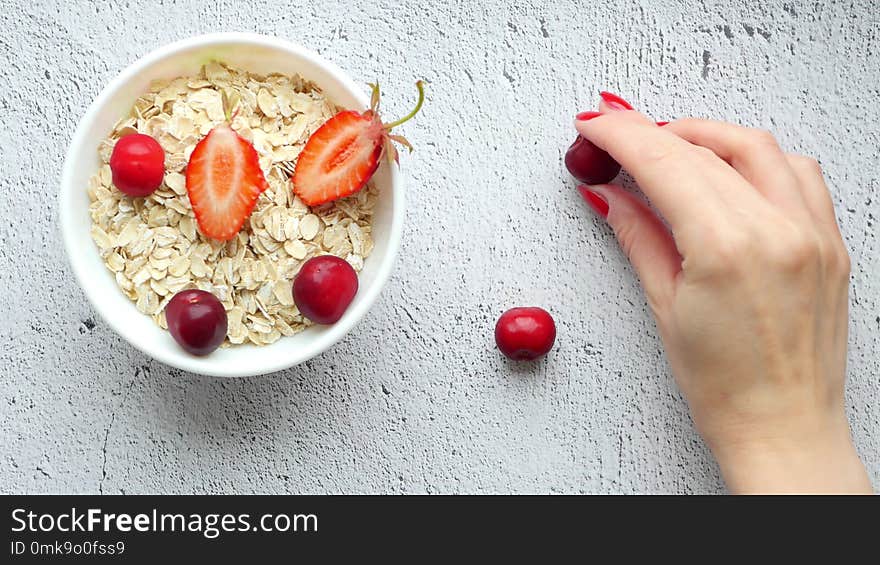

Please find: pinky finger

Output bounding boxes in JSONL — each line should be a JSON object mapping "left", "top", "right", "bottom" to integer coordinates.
{"left": 785, "top": 154, "right": 841, "bottom": 232}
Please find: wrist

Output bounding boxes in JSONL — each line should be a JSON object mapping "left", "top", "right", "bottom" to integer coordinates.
{"left": 707, "top": 414, "right": 872, "bottom": 494}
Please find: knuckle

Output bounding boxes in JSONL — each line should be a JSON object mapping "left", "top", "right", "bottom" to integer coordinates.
{"left": 697, "top": 229, "right": 754, "bottom": 276}
{"left": 748, "top": 128, "right": 780, "bottom": 149}
{"left": 732, "top": 130, "right": 777, "bottom": 163}
{"left": 691, "top": 145, "right": 718, "bottom": 162}
{"left": 770, "top": 225, "right": 821, "bottom": 272}
{"left": 790, "top": 154, "right": 823, "bottom": 175}
{"left": 672, "top": 117, "right": 705, "bottom": 129}
{"left": 736, "top": 128, "right": 781, "bottom": 160}
{"left": 831, "top": 242, "right": 852, "bottom": 278}
{"left": 715, "top": 234, "right": 752, "bottom": 265}
{"left": 813, "top": 237, "right": 851, "bottom": 284}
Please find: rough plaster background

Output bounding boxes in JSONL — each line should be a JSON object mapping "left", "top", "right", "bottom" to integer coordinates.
{"left": 1, "top": 0, "right": 878, "bottom": 494}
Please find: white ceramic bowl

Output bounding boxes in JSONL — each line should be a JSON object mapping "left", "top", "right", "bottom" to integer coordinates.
{"left": 60, "top": 33, "right": 403, "bottom": 377}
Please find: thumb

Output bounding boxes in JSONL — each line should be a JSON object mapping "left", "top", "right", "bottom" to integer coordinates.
{"left": 579, "top": 184, "right": 681, "bottom": 311}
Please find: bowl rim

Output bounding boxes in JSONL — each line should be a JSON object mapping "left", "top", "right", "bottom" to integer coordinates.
{"left": 59, "top": 32, "right": 404, "bottom": 377}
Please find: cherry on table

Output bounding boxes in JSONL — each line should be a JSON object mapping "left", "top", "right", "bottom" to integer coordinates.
{"left": 495, "top": 307, "right": 557, "bottom": 361}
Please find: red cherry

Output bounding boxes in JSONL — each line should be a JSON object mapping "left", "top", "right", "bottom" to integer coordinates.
{"left": 293, "top": 256, "right": 359, "bottom": 324}
{"left": 495, "top": 307, "right": 557, "bottom": 361}
{"left": 109, "top": 133, "right": 165, "bottom": 197}
{"left": 564, "top": 135, "right": 621, "bottom": 185}
{"left": 165, "top": 290, "right": 227, "bottom": 356}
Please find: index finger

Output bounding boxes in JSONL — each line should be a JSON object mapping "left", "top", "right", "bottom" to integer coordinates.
{"left": 574, "top": 111, "right": 745, "bottom": 231}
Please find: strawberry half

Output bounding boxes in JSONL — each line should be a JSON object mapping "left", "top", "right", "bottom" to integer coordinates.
{"left": 186, "top": 123, "right": 268, "bottom": 241}
{"left": 293, "top": 81, "right": 424, "bottom": 206}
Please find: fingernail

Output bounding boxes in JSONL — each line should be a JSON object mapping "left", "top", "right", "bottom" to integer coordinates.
{"left": 576, "top": 111, "right": 602, "bottom": 121}
{"left": 599, "top": 91, "right": 634, "bottom": 111}
{"left": 578, "top": 185, "right": 609, "bottom": 218}
{"left": 656, "top": 121, "right": 669, "bottom": 127}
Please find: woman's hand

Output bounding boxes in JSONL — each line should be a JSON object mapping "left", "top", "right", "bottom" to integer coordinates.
{"left": 575, "top": 102, "right": 872, "bottom": 493}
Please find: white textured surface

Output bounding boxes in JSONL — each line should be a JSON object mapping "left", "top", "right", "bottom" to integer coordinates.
{"left": 1, "top": 0, "right": 878, "bottom": 494}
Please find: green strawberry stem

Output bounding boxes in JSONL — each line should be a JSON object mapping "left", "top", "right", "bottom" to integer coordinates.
{"left": 384, "top": 81, "right": 425, "bottom": 130}
{"left": 368, "top": 82, "right": 381, "bottom": 112}
{"left": 221, "top": 89, "right": 241, "bottom": 122}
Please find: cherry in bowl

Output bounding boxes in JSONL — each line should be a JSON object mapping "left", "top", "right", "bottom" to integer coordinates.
{"left": 109, "top": 133, "right": 166, "bottom": 197}
{"left": 495, "top": 307, "right": 557, "bottom": 361}
{"left": 165, "top": 289, "right": 227, "bottom": 356}
{"left": 293, "top": 255, "right": 359, "bottom": 325}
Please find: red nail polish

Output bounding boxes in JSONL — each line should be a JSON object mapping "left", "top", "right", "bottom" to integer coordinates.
{"left": 656, "top": 121, "right": 669, "bottom": 127}
{"left": 599, "top": 91, "right": 634, "bottom": 111}
{"left": 576, "top": 111, "right": 602, "bottom": 121}
{"left": 578, "top": 186, "right": 609, "bottom": 218}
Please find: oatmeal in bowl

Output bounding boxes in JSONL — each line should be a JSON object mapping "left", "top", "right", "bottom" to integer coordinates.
{"left": 88, "top": 62, "right": 378, "bottom": 347}
{"left": 61, "top": 34, "right": 416, "bottom": 376}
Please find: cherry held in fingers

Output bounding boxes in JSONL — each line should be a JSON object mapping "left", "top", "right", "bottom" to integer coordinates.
{"left": 495, "top": 307, "right": 557, "bottom": 361}
{"left": 565, "top": 135, "right": 621, "bottom": 185}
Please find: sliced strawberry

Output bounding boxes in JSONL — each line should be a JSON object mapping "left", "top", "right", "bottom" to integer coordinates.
{"left": 185, "top": 124, "right": 268, "bottom": 241}
{"left": 293, "top": 81, "right": 424, "bottom": 206}
{"left": 292, "top": 111, "right": 384, "bottom": 206}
